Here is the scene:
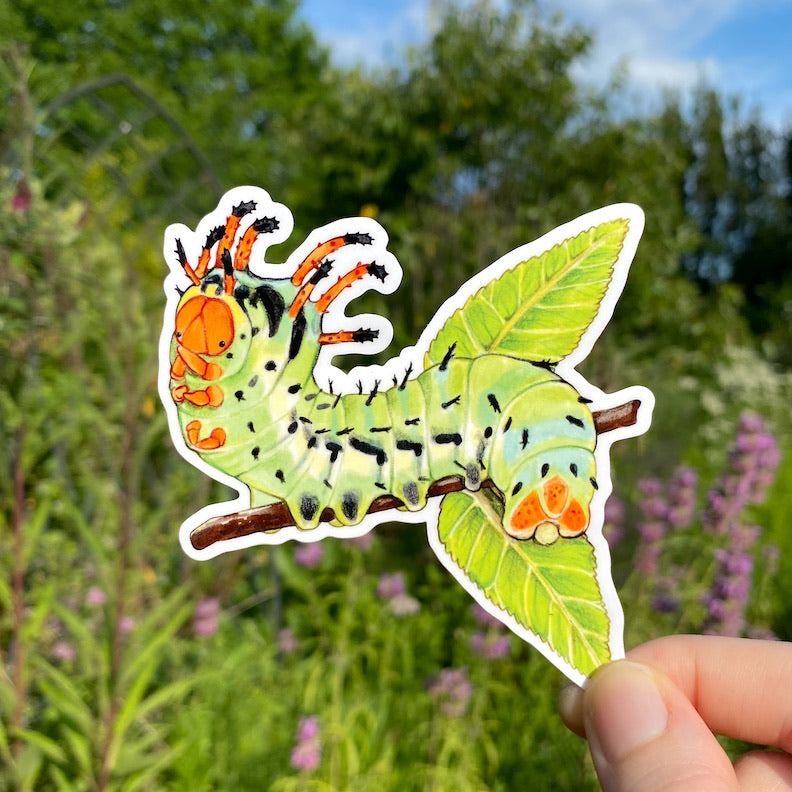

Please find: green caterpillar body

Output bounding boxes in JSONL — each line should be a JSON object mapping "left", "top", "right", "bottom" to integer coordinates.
{"left": 169, "top": 199, "right": 597, "bottom": 544}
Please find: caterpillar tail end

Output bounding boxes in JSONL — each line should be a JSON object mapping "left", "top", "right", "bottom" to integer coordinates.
{"left": 505, "top": 475, "right": 589, "bottom": 545}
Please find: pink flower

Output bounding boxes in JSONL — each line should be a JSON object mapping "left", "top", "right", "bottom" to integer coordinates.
{"left": 119, "top": 616, "right": 136, "bottom": 634}
{"left": 376, "top": 572, "right": 405, "bottom": 600}
{"left": 53, "top": 641, "right": 76, "bottom": 662}
{"left": 297, "top": 715, "right": 319, "bottom": 742}
{"left": 278, "top": 627, "right": 298, "bottom": 654}
{"left": 471, "top": 603, "right": 502, "bottom": 628}
{"left": 85, "top": 586, "right": 107, "bottom": 607}
{"left": 294, "top": 542, "right": 323, "bottom": 568}
{"left": 291, "top": 716, "right": 321, "bottom": 771}
{"left": 345, "top": 532, "right": 374, "bottom": 550}
{"left": 427, "top": 667, "right": 472, "bottom": 718}
{"left": 470, "top": 631, "right": 510, "bottom": 659}
{"left": 193, "top": 597, "right": 220, "bottom": 638}
{"left": 11, "top": 181, "right": 31, "bottom": 212}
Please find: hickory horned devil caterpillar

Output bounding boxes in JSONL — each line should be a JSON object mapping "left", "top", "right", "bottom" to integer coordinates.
{"left": 160, "top": 186, "right": 650, "bottom": 558}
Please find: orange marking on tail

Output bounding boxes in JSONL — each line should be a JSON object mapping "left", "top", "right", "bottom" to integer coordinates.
{"left": 319, "top": 331, "right": 357, "bottom": 345}
{"left": 185, "top": 420, "right": 226, "bottom": 450}
{"left": 558, "top": 499, "right": 588, "bottom": 537}
{"left": 315, "top": 263, "right": 371, "bottom": 313}
{"left": 510, "top": 490, "right": 547, "bottom": 533}
{"left": 291, "top": 237, "right": 349, "bottom": 285}
{"left": 543, "top": 475, "right": 569, "bottom": 516}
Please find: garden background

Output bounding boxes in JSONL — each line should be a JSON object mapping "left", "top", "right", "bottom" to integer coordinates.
{"left": 1, "top": 1, "right": 791, "bottom": 789}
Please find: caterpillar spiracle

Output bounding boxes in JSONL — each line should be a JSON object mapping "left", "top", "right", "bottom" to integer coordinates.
{"left": 160, "top": 186, "right": 647, "bottom": 560}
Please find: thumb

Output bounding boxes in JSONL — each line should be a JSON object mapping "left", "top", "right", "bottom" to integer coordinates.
{"left": 574, "top": 660, "right": 738, "bottom": 792}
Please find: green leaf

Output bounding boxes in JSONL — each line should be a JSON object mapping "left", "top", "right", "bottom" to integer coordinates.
{"left": 9, "top": 729, "right": 68, "bottom": 764}
{"left": 427, "top": 217, "right": 631, "bottom": 364}
{"left": 437, "top": 489, "right": 611, "bottom": 678}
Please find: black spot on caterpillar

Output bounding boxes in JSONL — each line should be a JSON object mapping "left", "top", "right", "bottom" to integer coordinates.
{"left": 288, "top": 309, "right": 306, "bottom": 360}
{"left": 300, "top": 495, "right": 319, "bottom": 522}
{"left": 434, "top": 433, "right": 462, "bottom": 446}
{"left": 566, "top": 415, "right": 585, "bottom": 428}
{"left": 349, "top": 437, "right": 386, "bottom": 466}
{"left": 396, "top": 439, "right": 423, "bottom": 456}
{"left": 250, "top": 285, "right": 284, "bottom": 337}
{"left": 487, "top": 394, "right": 501, "bottom": 413}
{"left": 341, "top": 492, "right": 359, "bottom": 520}
{"left": 325, "top": 442, "right": 342, "bottom": 462}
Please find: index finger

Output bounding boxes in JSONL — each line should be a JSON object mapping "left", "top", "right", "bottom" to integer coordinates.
{"left": 627, "top": 634, "right": 792, "bottom": 751}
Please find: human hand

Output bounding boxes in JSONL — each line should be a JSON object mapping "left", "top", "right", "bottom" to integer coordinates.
{"left": 558, "top": 634, "right": 792, "bottom": 791}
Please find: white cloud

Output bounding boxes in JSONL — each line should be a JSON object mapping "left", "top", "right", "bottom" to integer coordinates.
{"left": 300, "top": 0, "right": 790, "bottom": 126}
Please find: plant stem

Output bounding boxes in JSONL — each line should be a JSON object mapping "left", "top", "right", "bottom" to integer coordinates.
{"left": 11, "top": 428, "right": 26, "bottom": 757}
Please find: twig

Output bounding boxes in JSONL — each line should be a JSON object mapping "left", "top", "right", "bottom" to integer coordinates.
{"left": 190, "top": 399, "right": 642, "bottom": 551}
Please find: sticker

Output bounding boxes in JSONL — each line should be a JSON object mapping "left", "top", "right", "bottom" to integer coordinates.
{"left": 158, "top": 186, "right": 653, "bottom": 685}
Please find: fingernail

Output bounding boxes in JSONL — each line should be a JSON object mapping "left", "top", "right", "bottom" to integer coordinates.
{"left": 585, "top": 661, "right": 669, "bottom": 766}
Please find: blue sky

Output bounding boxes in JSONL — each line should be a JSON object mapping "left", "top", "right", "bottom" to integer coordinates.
{"left": 298, "top": 0, "right": 792, "bottom": 129}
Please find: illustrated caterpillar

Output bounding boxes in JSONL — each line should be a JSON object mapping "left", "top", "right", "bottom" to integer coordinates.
{"left": 160, "top": 186, "right": 648, "bottom": 557}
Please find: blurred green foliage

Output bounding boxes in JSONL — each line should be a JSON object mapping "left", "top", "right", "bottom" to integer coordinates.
{"left": 1, "top": 0, "right": 790, "bottom": 789}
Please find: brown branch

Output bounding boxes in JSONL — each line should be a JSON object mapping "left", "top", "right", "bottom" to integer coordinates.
{"left": 190, "top": 399, "right": 642, "bottom": 552}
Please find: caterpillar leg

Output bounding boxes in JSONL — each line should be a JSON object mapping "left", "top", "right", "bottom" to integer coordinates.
{"left": 185, "top": 420, "right": 227, "bottom": 450}
{"left": 172, "top": 384, "right": 224, "bottom": 407}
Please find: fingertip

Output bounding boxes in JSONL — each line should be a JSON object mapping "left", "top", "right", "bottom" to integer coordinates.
{"left": 584, "top": 661, "right": 669, "bottom": 766}
{"left": 582, "top": 660, "right": 738, "bottom": 792}
{"left": 558, "top": 681, "right": 586, "bottom": 736}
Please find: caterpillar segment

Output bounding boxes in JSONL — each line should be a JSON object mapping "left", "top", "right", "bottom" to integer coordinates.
{"left": 169, "top": 201, "right": 599, "bottom": 545}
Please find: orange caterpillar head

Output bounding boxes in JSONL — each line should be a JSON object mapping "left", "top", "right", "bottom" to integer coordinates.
{"left": 175, "top": 292, "right": 235, "bottom": 356}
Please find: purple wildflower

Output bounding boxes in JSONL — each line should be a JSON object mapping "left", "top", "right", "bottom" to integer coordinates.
{"left": 119, "top": 615, "right": 136, "bottom": 635}
{"left": 290, "top": 716, "right": 321, "bottom": 771}
{"left": 294, "top": 541, "right": 323, "bottom": 569}
{"left": 666, "top": 466, "right": 698, "bottom": 528}
{"left": 470, "top": 631, "right": 510, "bottom": 659}
{"left": 53, "top": 641, "right": 76, "bottom": 662}
{"left": 427, "top": 667, "right": 472, "bottom": 718}
{"left": 193, "top": 597, "right": 220, "bottom": 638}
{"left": 85, "top": 586, "right": 107, "bottom": 607}
{"left": 471, "top": 603, "right": 502, "bottom": 628}
{"left": 346, "top": 532, "right": 374, "bottom": 550}
{"left": 11, "top": 181, "right": 31, "bottom": 212}
{"left": 376, "top": 572, "right": 406, "bottom": 600}
{"left": 634, "top": 477, "right": 670, "bottom": 577}
{"left": 278, "top": 627, "right": 298, "bottom": 654}
{"left": 602, "top": 495, "right": 626, "bottom": 546}
{"left": 699, "top": 414, "right": 780, "bottom": 637}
